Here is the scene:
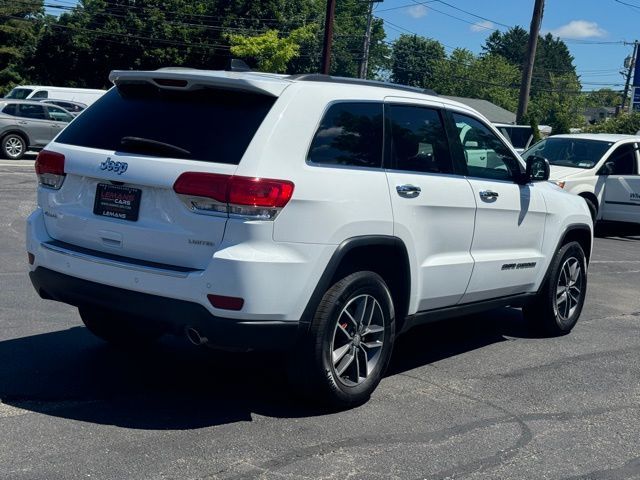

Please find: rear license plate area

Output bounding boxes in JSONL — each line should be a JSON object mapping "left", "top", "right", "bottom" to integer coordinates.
{"left": 93, "top": 183, "right": 142, "bottom": 222}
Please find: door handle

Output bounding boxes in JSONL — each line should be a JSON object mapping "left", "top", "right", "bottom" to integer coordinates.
{"left": 396, "top": 184, "right": 421, "bottom": 198}
{"left": 479, "top": 190, "right": 499, "bottom": 200}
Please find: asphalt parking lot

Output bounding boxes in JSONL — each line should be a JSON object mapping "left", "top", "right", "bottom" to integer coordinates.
{"left": 1, "top": 161, "right": 639, "bottom": 480}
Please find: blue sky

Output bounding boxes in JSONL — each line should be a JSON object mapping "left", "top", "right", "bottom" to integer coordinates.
{"left": 50, "top": 0, "right": 636, "bottom": 91}
{"left": 375, "top": 0, "right": 638, "bottom": 91}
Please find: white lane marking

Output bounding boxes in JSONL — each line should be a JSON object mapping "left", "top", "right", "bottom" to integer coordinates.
{"left": 0, "top": 161, "right": 35, "bottom": 167}
{"left": 591, "top": 261, "right": 640, "bottom": 263}
{"left": 0, "top": 402, "right": 29, "bottom": 419}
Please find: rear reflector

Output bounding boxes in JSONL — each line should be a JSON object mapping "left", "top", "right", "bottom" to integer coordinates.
{"left": 173, "top": 172, "right": 294, "bottom": 219}
{"left": 27, "top": 252, "right": 34, "bottom": 265}
{"left": 207, "top": 294, "right": 244, "bottom": 311}
{"left": 35, "top": 150, "right": 66, "bottom": 189}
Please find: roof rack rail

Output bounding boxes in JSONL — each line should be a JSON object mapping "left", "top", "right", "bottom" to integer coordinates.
{"left": 287, "top": 74, "right": 438, "bottom": 96}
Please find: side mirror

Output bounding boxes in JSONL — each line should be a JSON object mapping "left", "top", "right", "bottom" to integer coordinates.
{"left": 598, "top": 161, "right": 615, "bottom": 176}
{"left": 525, "top": 155, "right": 550, "bottom": 182}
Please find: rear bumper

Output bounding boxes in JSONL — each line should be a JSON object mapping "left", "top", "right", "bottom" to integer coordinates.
{"left": 29, "top": 267, "right": 299, "bottom": 351}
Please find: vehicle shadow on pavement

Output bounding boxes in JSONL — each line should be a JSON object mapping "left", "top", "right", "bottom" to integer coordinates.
{"left": 0, "top": 308, "right": 536, "bottom": 428}
{"left": 388, "top": 307, "right": 535, "bottom": 376}
{"left": 595, "top": 222, "right": 640, "bottom": 239}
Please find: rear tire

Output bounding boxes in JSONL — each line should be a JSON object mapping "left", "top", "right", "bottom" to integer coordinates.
{"left": 523, "top": 241, "right": 587, "bottom": 336}
{"left": 291, "top": 271, "right": 395, "bottom": 408}
{"left": 1, "top": 133, "right": 26, "bottom": 160}
{"left": 79, "top": 307, "right": 164, "bottom": 347}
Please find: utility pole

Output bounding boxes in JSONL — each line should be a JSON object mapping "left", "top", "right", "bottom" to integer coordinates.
{"left": 321, "top": 0, "right": 337, "bottom": 75}
{"left": 620, "top": 41, "right": 638, "bottom": 115}
{"left": 358, "top": 1, "right": 375, "bottom": 79}
{"left": 516, "top": 0, "right": 545, "bottom": 124}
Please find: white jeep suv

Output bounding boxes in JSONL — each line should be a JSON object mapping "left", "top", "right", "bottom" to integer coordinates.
{"left": 27, "top": 69, "right": 593, "bottom": 406}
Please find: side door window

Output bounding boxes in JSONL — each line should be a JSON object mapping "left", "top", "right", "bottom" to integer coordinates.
{"left": 452, "top": 113, "right": 519, "bottom": 181}
{"left": 307, "top": 102, "right": 383, "bottom": 168}
{"left": 602, "top": 143, "right": 640, "bottom": 222}
{"left": 386, "top": 104, "right": 454, "bottom": 174}
{"left": 31, "top": 90, "right": 48, "bottom": 99}
{"left": 46, "top": 106, "right": 74, "bottom": 123}
{"left": 603, "top": 143, "right": 638, "bottom": 175}
{"left": 17, "top": 104, "right": 47, "bottom": 120}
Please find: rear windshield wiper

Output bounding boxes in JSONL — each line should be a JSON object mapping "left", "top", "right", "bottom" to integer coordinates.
{"left": 120, "top": 136, "right": 191, "bottom": 158}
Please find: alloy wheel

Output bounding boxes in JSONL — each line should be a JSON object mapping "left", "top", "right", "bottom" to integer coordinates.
{"left": 330, "top": 294, "right": 385, "bottom": 386}
{"left": 5, "top": 136, "right": 24, "bottom": 159}
{"left": 555, "top": 257, "right": 582, "bottom": 321}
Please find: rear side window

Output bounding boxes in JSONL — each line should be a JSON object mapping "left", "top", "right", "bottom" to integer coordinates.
{"left": 307, "top": 102, "right": 383, "bottom": 168}
{"left": 18, "top": 104, "right": 47, "bottom": 119}
{"left": 386, "top": 104, "right": 453, "bottom": 174}
{"left": 2, "top": 104, "right": 17, "bottom": 116}
{"left": 56, "top": 85, "right": 276, "bottom": 164}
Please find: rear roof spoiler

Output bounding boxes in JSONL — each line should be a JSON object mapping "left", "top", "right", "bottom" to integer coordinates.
{"left": 109, "top": 70, "right": 290, "bottom": 97}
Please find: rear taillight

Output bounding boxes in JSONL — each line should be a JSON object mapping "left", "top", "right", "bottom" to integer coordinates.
{"left": 35, "top": 150, "right": 66, "bottom": 190}
{"left": 173, "top": 172, "right": 294, "bottom": 220}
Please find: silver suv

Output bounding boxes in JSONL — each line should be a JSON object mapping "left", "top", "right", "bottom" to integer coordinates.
{"left": 0, "top": 100, "right": 74, "bottom": 159}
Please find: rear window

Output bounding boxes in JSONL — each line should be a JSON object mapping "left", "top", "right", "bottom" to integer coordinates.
{"left": 56, "top": 85, "right": 276, "bottom": 164}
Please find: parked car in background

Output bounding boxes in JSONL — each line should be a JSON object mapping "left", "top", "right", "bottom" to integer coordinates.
{"left": 0, "top": 100, "right": 74, "bottom": 159}
{"left": 38, "top": 99, "right": 87, "bottom": 116}
{"left": 493, "top": 123, "right": 552, "bottom": 153}
{"left": 5, "top": 85, "right": 105, "bottom": 105}
{"left": 522, "top": 133, "right": 640, "bottom": 224}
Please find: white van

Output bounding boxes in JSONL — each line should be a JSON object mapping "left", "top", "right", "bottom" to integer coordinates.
{"left": 5, "top": 86, "right": 105, "bottom": 105}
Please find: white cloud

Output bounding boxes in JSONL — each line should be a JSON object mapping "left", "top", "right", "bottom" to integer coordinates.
{"left": 548, "top": 20, "right": 607, "bottom": 39}
{"left": 470, "top": 20, "right": 494, "bottom": 32}
{"left": 406, "top": 5, "right": 428, "bottom": 19}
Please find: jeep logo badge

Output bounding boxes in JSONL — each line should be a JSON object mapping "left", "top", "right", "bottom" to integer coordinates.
{"left": 100, "top": 158, "right": 128, "bottom": 175}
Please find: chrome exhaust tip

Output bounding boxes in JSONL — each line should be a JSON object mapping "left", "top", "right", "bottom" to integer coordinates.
{"left": 185, "top": 326, "right": 208, "bottom": 346}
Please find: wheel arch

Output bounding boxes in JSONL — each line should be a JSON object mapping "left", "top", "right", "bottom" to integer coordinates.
{"left": 577, "top": 191, "right": 599, "bottom": 219}
{"left": 300, "top": 236, "right": 412, "bottom": 333}
{"left": 1, "top": 129, "right": 32, "bottom": 148}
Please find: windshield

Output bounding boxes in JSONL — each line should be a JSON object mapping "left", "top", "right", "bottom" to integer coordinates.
{"left": 522, "top": 137, "right": 613, "bottom": 169}
{"left": 5, "top": 88, "right": 33, "bottom": 99}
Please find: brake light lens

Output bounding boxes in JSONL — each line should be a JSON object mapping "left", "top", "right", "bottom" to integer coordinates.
{"left": 173, "top": 172, "right": 294, "bottom": 219}
{"left": 35, "top": 150, "right": 66, "bottom": 189}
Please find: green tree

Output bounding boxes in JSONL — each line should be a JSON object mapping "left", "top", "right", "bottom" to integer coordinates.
{"left": 584, "top": 88, "right": 622, "bottom": 108}
{"left": 0, "top": 1, "right": 44, "bottom": 93}
{"left": 584, "top": 111, "right": 640, "bottom": 134}
{"left": 529, "top": 74, "right": 585, "bottom": 133}
{"left": 432, "top": 50, "right": 519, "bottom": 112}
{"left": 483, "top": 27, "right": 579, "bottom": 96}
{"left": 228, "top": 25, "right": 316, "bottom": 73}
{"left": 390, "top": 34, "right": 445, "bottom": 88}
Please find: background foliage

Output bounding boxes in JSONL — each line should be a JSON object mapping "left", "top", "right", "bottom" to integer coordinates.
{"left": 0, "top": 1, "right": 625, "bottom": 132}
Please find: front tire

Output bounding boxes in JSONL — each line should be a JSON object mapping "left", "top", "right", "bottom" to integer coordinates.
{"left": 79, "top": 307, "right": 164, "bottom": 347}
{"left": 2, "top": 133, "right": 26, "bottom": 160}
{"left": 292, "top": 271, "right": 395, "bottom": 408}
{"left": 523, "top": 241, "right": 587, "bottom": 336}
